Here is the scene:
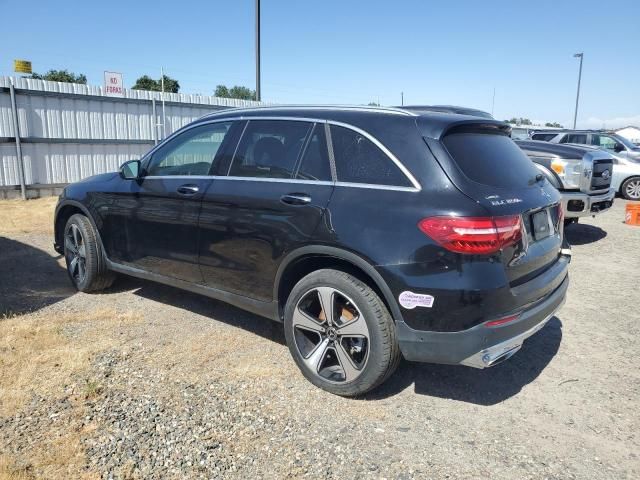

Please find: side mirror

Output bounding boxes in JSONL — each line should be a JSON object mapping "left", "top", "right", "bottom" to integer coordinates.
{"left": 119, "top": 159, "right": 141, "bottom": 179}
{"left": 614, "top": 144, "right": 625, "bottom": 153}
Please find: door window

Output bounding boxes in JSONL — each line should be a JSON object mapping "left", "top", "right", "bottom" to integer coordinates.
{"left": 228, "top": 120, "right": 312, "bottom": 178}
{"left": 591, "top": 134, "right": 622, "bottom": 152}
{"left": 531, "top": 133, "right": 558, "bottom": 141}
{"left": 146, "top": 122, "right": 232, "bottom": 176}
{"left": 330, "top": 125, "right": 411, "bottom": 187}
{"left": 295, "top": 124, "right": 332, "bottom": 181}
{"left": 560, "top": 133, "right": 587, "bottom": 144}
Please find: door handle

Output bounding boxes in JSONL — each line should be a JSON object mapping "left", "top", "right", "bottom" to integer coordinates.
{"left": 281, "top": 193, "right": 311, "bottom": 205}
{"left": 177, "top": 184, "right": 200, "bottom": 195}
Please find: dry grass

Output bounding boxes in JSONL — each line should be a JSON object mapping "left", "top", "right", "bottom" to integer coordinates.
{"left": 0, "top": 307, "right": 142, "bottom": 480}
{"left": 0, "top": 307, "right": 142, "bottom": 416}
{"left": 0, "top": 197, "right": 57, "bottom": 236}
{"left": 0, "top": 456, "right": 34, "bottom": 480}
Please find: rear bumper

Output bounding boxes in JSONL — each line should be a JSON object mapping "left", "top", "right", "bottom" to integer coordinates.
{"left": 396, "top": 274, "right": 568, "bottom": 367}
{"left": 561, "top": 189, "right": 615, "bottom": 218}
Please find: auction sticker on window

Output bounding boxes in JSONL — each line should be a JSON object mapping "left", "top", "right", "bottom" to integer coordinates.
{"left": 398, "top": 291, "right": 434, "bottom": 309}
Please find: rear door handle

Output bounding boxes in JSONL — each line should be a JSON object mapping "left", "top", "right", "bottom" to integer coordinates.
{"left": 177, "top": 184, "right": 200, "bottom": 195}
{"left": 281, "top": 193, "right": 311, "bottom": 205}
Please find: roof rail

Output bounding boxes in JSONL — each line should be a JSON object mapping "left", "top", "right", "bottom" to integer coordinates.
{"left": 198, "top": 104, "right": 418, "bottom": 121}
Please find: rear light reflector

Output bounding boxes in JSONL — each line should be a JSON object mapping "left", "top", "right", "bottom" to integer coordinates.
{"left": 484, "top": 313, "right": 521, "bottom": 328}
{"left": 557, "top": 203, "right": 564, "bottom": 227}
{"left": 418, "top": 215, "right": 522, "bottom": 254}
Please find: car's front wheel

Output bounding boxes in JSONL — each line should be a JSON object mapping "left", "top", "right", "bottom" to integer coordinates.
{"left": 284, "top": 269, "right": 400, "bottom": 396}
{"left": 63, "top": 214, "right": 115, "bottom": 292}
{"left": 621, "top": 176, "right": 640, "bottom": 200}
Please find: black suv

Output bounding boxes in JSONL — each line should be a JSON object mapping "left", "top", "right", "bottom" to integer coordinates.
{"left": 54, "top": 106, "right": 569, "bottom": 396}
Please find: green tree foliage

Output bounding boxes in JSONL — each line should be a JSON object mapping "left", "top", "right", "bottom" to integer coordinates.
{"left": 545, "top": 122, "right": 563, "bottom": 128}
{"left": 215, "top": 85, "right": 256, "bottom": 100}
{"left": 30, "top": 69, "right": 87, "bottom": 84}
{"left": 132, "top": 75, "right": 180, "bottom": 93}
{"left": 367, "top": 102, "right": 380, "bottom": 106}
{"left": 507, "top": 117, "right": 532, "bottom": 125}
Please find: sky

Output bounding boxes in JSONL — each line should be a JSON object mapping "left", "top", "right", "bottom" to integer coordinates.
{"left": 1, "top": 0, "right": 639, "bottom": 128}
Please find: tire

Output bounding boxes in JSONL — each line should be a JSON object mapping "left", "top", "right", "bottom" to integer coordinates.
{"left": 284, "top": 269, "right": 400, "bottom": 397}
{"left": 63, "top": 214, "right": 115, "bottom": 292}
{"left": 621, "top": 177, "right": 640, "bottom": 201}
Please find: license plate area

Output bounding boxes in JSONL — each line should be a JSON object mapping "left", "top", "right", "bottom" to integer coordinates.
{"left": 531, "top": 210, "right": 552, "bottom": 241}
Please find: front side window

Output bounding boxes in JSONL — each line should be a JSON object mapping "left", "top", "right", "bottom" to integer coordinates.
{"left": 591, "top": 134, "right": 623, "bottom": 152}
{"left": 330, "top": 125, "right": 411, "bottom": 187}
{"left": 146, "top": 122, "right": 232, "bottom": 176}
{"left": 560, "top": 133, "right": 587, "bottom": 144}
{"left": 229, "top": 120, "right": 312, "bottom": 179}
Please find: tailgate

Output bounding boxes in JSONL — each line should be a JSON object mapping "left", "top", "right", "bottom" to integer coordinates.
{"left": 425, "top": 127, "right": 564, "bottom": 286}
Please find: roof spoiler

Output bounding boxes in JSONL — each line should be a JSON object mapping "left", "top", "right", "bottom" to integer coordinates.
{"left": 418, "top": 117, "right": 511, "bottom": 140}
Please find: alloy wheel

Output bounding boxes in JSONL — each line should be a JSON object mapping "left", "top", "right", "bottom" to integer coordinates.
{"left": 292, "top": 287, "right": 370, "bottom": 383}
{"left": 64, "top": 223, "right": 87, "bottom": 284}
{"left": 625, "top": 179, "right": 640, "bottom": 200}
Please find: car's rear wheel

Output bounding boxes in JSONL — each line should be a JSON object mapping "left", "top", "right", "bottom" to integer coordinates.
{"left": 621, "top": 177, "right": 640, "bottom": 200}
{"left": 64, "top": 214, "right": 115, "bottom": 292}
{"left": 284, "top": 269, "right": 400, "bottom": 397}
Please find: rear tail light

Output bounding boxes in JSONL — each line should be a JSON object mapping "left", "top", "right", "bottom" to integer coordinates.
{"left": 418, "top": 215, "right": 522, "bottom": 255}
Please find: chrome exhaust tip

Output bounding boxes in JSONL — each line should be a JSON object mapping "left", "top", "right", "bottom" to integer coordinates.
{"left": 482, "top": 345, "right": 521, "bottom": 367}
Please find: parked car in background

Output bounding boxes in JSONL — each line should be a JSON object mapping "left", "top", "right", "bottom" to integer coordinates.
{"left": 509, "top": 125, "right": 560, "bottom": 141}
{"left": 610, "top": 154, "right": 640, "bottom": 200}
{"left": 516, "top": 140, "right": 615, "bottom": 220}
{"left": 53, "top": 106, "right": 569, "bottom": 396}
{"left": 531, "top": 130, "right": 640, "bottom": 162}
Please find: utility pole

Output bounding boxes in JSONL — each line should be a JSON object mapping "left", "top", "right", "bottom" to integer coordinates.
{"left": 255, "top": 0, "right": 261, "bottom": 101}
{"left": 491, "top": 87, "right": 496, "bottom": 117}
{"left": 573, "top": 53, "right": 583, "bottom": 129}
{"left": 401, "top": 91, "right": 404, "bottom": 106}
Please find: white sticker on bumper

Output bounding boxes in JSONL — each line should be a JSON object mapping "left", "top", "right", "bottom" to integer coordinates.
{"left": 398, "top": 291, "right": 434, "bottom": 309}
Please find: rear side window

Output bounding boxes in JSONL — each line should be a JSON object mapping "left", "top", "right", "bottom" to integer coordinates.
{"left": 229, "top": 120, "right": 312, "bottom": 178}
{"left": 296, "top": 124, "right": 332, "bottom": 181}
{"left": 442, "top": 133, "right": 539, "bottom": 188}
{"left": 560, "top": 133, "right": 587, "bottom": 144}
{"left": 531, "top": 133, "right": 557, "bottom": 141}
{"left": 330, "top": 125, "right": 411, "bottom": 187}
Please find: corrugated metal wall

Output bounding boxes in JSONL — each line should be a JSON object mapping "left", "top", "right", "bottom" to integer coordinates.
{"left": 0, "top": 76, "right": 265, "bottom": 187}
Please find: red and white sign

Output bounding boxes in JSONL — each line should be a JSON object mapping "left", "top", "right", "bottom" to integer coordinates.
{"left": 104, "top": 71, "right": 124, "bottom": 96}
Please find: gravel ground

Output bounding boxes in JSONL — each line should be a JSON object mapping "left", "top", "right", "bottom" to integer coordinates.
{"left": 1, "top": 200, "right": 639, "bottom": 479}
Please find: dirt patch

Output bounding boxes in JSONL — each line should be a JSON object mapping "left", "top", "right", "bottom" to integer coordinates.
{"left": 0, "top": 198, "right": 639, "bottom": 479}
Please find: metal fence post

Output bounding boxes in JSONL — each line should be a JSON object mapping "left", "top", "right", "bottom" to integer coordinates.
{"left": 9, "top": 79, "right": 27, "bottom": 200}
{"left": 151, "top": 97, "right": 157, "bottom": 145}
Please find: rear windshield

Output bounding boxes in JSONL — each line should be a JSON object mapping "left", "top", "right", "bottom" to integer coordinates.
{"left": 442, "top": 133, "right": 540, "bottom": 188}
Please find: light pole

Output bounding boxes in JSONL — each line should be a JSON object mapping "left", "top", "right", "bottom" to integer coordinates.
{"left": 572, "top": 53, "right": 583, "bottom": 129}
{"left": 255, "top": 0, "right": 261, "bottom": 101}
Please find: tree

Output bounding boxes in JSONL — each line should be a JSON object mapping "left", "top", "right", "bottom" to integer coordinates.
{"left": 31, "top": 69, "right": 87, "bottom": 84}
{"left": 215, "top": 84, "right": 256, "bottom": 100}
{"left": 132, "top": 74, "right": 180, "bottom": 93}
{"left": 367, "top": 101, "right": 380, "bottom": 106}
{"left": 545, "top": 122, "right": 563, "bottom": 128}
{"left": 507, "top": 117, "right": 532, "bottom": 125}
